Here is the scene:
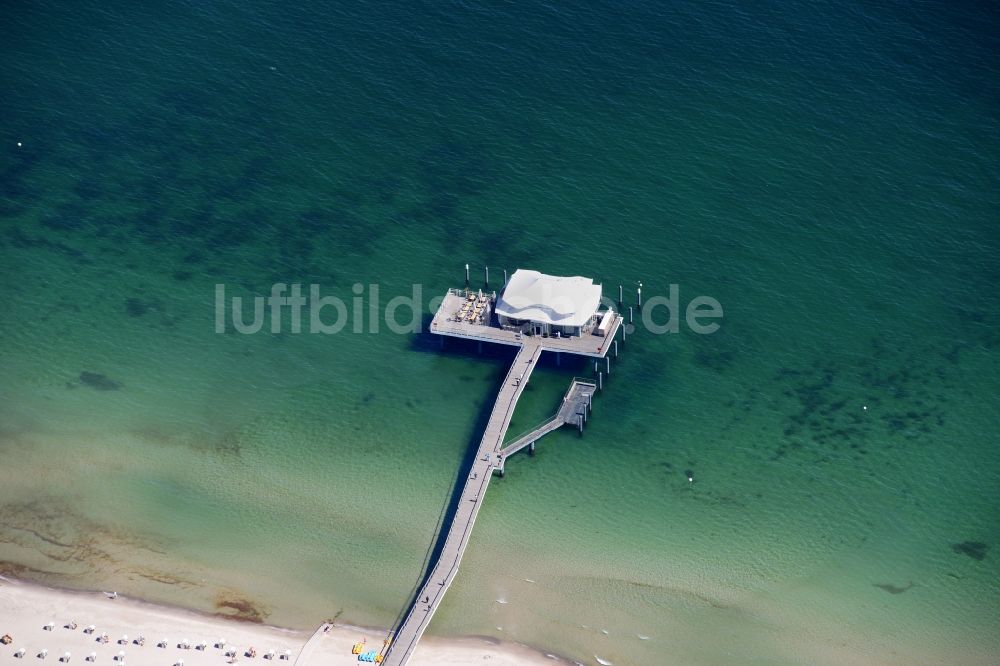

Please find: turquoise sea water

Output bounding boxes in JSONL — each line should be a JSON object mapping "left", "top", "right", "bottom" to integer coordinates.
{"left": 2, "top": 1, "right": 999, "bottom": 663}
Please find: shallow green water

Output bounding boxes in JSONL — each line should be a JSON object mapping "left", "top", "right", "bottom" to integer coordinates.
{"left": 2, "top": 1, "right": 999, "bottom": 663}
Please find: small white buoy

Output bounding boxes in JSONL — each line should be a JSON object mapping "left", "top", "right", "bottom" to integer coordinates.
{"left": 17, "top": 142, "right": 22, "bottom": 147}
{"left": 863, "top": 405, "right": 868, "bottom": 411}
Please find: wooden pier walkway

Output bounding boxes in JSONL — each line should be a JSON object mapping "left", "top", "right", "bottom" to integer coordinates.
{"left": 379, "top": 284, "right": 621, "bottom": 666}
{"left": 380, "top": 340, "right": 543, "bottom": 666}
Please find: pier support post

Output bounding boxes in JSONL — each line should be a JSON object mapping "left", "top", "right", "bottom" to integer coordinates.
{"left": 578, "top": 415, "right": 583, "bottom": 437}
{"left": 485, "top": 266, "right": 489, "bottom": 288}
{"left": 465, "top": 263, "right": 470, "bottom": 288}
{"left": 588, "top": 392, "right": 593, "bottom": 412}
{"left": 606, "top": 356, "right": 611, "bottom": 375}
{"left": 598, "top": 371, "right": 603, "bottom": 392}
{"left": 504, "top": 269, "right": 508, "bottom": 285}
{"left": 594, "top": 360, "right": 598, "bottom": 376}
{"left": 529, "top": 441, "right": 535, "bottom": 456}
{"left": 629, "top": 306, "right": 634, "bottom": 326}
{"left": 637, "top": 282, "right": 642, "bottom": 309}
{"left": 614, "top": 340, "right": 619, "bottom": 358}
{"left": 618, "top": 284, "right": 623, "bottom": 304}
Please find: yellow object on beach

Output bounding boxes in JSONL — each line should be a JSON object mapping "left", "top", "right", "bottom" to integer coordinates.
{"left": 352, "top": 641, "right": 365, "bottom": 654}
{"left": 375, "top": 655, "right": 383, "bottom": 663}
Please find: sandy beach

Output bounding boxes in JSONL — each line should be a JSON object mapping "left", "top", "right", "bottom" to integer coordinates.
{"left": 0, "top": 579, "right": 564, "bottom": 666}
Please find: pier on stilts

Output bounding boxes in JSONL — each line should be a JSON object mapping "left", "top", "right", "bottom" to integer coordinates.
{"left": 379, "top": 271, "right": 626, "bottom": 666}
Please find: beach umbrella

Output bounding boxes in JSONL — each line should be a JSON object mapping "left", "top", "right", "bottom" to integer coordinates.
{"left": 159, "top": 638, "right": 168, "bottom": 648}
{"left": 119, "top": 634, "right": 128, "bottom": 644}
{"left": 181, "top": 637, "right": 189, "bottom": 647}
{"left": 175, "top": 660, "right": 184, "bottom": 666}
{"left": 39, "top": 648, "right": 48, "bottom": 658}
{"left": 87, "top": 652, "right": 96, "bottom": 662}
{"left": 62, "top": 652, "right": 71, "bottom": 662}
{"left": 44, "top": 622, "right": 55, "bottom": 630}
{"left": 86, "top": 625, "right": 95, "bottom": 634}
{"left": 15, "top": 648, "right": 25, "bottom": 657}
{"left": 116, "top": 650, "right": 125, "bottom": 661}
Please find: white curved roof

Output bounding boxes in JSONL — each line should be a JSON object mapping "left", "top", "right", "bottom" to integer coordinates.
{"left": 495, "top": 269, "right": 602, "bottom": 327}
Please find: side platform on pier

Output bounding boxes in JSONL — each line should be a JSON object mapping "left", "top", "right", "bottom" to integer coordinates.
{"left": 499, "top": 378, "right": 597, "bottom": 462}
